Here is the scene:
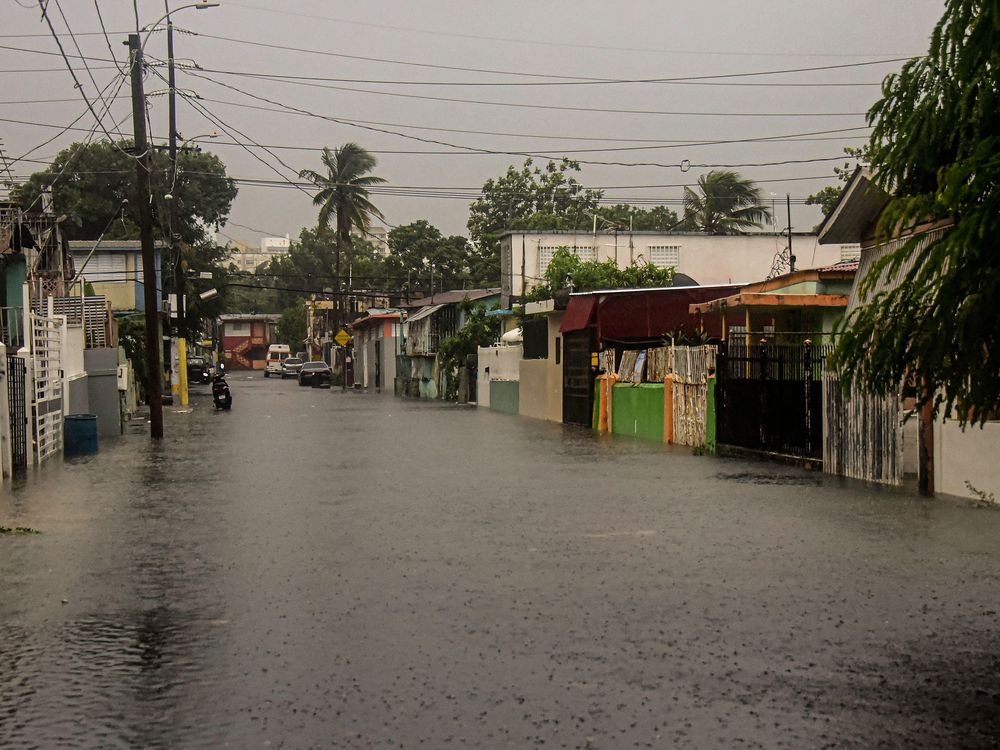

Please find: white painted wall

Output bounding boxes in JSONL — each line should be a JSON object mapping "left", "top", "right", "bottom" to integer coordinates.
{"left": 477, "top": 344, "right": 523, "bottom": 406}
{"left": 935, "top": 419, "right": 1000, "bottom": 500}
{"left": 501, "top": 231, "right": 850, "bottom": 299}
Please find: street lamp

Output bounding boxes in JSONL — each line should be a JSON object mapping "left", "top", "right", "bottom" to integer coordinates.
{"left": 158, "top": 3, "right": 220, "bottom": 408}
{"left": 125, "top": 1, "right": 219, "bottom": 436}
{"left": 140, "top": 3, "right": 220, "bottom": 50}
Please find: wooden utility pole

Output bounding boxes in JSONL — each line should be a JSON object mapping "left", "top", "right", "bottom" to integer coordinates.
{"left": 787, "top": 193, "right": 795, "bottom": 272}
{"left": 129, "top": 34, "right": 164, "bottom": 439}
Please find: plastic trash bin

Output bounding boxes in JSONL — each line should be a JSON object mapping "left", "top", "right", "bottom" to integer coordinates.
{"left": 64, "top": 414, "right": 99, "bottom": 456}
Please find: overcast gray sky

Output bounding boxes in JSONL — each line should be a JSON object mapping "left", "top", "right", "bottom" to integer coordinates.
{"left": 2, "top": 0, "right": 946, "bottom": 247}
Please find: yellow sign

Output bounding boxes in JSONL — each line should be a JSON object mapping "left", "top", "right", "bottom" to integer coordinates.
{"left": 334, "top": 329, "right": 351, "bottom": 346}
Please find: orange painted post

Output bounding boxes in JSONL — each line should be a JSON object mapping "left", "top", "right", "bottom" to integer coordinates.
{"left": 597, "top": 375, "right": 609, "bottom": 432}
{"left": 663, "top": 375, "right": 674, "bottom": 443}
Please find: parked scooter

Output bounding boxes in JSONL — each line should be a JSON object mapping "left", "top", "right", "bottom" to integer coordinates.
{"left": 212, "top": 364, "right": 232, "bottom": 410}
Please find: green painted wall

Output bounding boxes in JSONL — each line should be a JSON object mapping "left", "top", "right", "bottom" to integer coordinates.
{"left": 490, "top": 380, "right": 519, "bottom": 415}
{"left": 4, "top": 256, "right": 26, "bottom": 308}
{"left": 610, "top": 383, "right": 664, "bottom": 442}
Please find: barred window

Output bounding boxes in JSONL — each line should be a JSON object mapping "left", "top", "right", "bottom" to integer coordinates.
{"left": 538, "top": 245, "right": 597, "bottom": 275}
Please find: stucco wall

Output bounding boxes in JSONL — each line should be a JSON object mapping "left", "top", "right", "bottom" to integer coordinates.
{"left": 518, "top": 314, "right": 563, "bottom": 423}
{"left": 503, "top": 232, "right": 849, "bottom": 298}
{"left": 490, "top": 380, "right": 519, "bottom": 415}
{"left": 935, "top": 419, "right": 1000, "bottom": 500}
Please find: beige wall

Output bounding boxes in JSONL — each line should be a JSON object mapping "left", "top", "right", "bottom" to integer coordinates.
{"left": 518, "top": 313, "right": 563, "bottom": 423}
{"left": 90, "top": 281, "right": 135, "bottom": 311}
{"left": 935, "top": 419, "right": 1000, "bottom": 500}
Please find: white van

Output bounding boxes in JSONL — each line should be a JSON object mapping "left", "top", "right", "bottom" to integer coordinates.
{"left": 264, "top": 344, "right": 290, "bottom": 377}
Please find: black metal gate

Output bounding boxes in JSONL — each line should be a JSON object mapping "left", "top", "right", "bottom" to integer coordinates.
{"left": 6, "top": 354, "right": 28, "bottom": 470}
{"left": 562, "top": 331, "right": 594, "bottom": 426}
{"left": 715, "top": 341, "right": 828, "bottom": 460}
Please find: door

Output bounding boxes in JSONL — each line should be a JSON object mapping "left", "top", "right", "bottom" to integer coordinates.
{"left": 374, "top": 340, "right": 382, "bottom": 389}
{"left": 562, "top": 330, "right": 594, "bottom": 426}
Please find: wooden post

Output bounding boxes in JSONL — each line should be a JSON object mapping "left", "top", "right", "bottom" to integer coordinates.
{"left": 663, "top": 374, "right": 674, "bottom": 444}
{"left": 918, "top": 380, "right": 935, "bottom": 496}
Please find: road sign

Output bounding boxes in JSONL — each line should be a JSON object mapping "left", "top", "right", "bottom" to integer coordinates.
{"left": 334, "top": 329, "right": 351, "bottom": 346}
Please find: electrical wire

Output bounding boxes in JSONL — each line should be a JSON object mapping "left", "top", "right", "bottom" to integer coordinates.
{"left": 179, "top": 72, "right": 858, "bottom": 170}
{"left": 184, "top": 30, "right": 904, "bottom": 88}
{"left": 33, "top": 1, "right": 131, "bottom": 153}
{"left": 220, "top": 1, "right": 919, "bottom": 60}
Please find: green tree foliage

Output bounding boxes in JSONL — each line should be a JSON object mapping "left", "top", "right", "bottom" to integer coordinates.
{"left": 385, "top": 220, "right": 472, "bottom": 290}
{"left": 804, "top": 186, "right": 842, "bottom": 218}
{"left": 276, "top": 303, "right": 308, "bottom": 350}
{"left": 592, "top": 204, "right": 681, "bottom": 231}
{"left": 11, "top": 141, "right": 237, "bottom": 244}
{"left": 467, "top": 158, "right": 602, "bottom": 284}
{"left": 529, "top": 247, "right": 675, "bottom": 300}
{"left": 806, "top": 146, "right": 873, "bottom": 222}
{"left": 117, "top": 315, "right": 148, "bottom": 399}
{"left": 832, "top": 0, "right": 999, "bottom": 425}
{"left": 437, "top": 301, "right": 502, "bottom": 401}
{"left": 681, "top": 170, "right": 772, "bottom": 234}
{"left": 298, "top": 143, "right": 386, "bottom": 278}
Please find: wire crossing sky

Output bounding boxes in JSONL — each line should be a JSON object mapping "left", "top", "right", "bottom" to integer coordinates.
{"left": 1, "top": 0, "right": 946, "bottom": 245}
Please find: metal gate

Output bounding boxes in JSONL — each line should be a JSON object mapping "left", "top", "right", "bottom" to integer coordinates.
{"left": 562, "top": 330, "right": 594, "bottom": 426}
{"left": 715, "top": 341, "right": 829, "bottom": 460}
{"left": 6, "top": 354, "right": 28, "bottom": 470}
{"left": 30, "top": 313, "right": 64, "bottom": 463}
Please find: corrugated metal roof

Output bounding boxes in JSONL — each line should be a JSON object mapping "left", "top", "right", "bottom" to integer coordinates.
{"left": 846, "top": 227, "right": 950, "bottom": 315}
{"left": 816, "top": 168, "right": 890, "bottom": 245}
{"left": 400, "top": 288, "right": 501, "bottom": 308}
{"left": 404, "top": 303, "right": 445, "bottom": 324}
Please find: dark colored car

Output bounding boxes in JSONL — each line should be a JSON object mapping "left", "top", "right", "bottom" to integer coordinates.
{"left": 281, "top": 357, "right": 304, "bottom": 379}
{"left": 298, "top": 361, "right": 332, "bottom": 388}
{"left": 187, "top": 356, "right": 212, "bottom": 384}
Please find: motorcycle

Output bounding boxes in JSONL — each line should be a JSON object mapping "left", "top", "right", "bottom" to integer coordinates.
{"left": 212, "top": 365, "right": 232, "bottom": 410}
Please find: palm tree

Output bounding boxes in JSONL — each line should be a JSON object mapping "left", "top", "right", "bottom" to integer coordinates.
{"left": 682, "top": 170, "right": 772, "bottom": 234}
{"left": 299, "top": 143, "right": 386, "bottom": 281}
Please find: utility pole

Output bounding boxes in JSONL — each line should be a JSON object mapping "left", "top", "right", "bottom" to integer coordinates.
{"left": 786, "top": 193, "right": 795, "bottom": 273}
{"left": 166, "top": 11, "right": 189, "bottom": 406}
{"left": 129, "top": 34, "right": 164, "bottom": 439}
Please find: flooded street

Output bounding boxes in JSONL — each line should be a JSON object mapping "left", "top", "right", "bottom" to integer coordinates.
{"left": 1, "top": 373, "right": 999, "bottom": 748}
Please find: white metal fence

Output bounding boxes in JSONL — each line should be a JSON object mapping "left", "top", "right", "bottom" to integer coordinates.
{"left": 30, "top": 312, "right": 64, "bottom": 464}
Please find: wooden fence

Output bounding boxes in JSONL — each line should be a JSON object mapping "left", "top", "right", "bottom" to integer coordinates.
{"left": 822, "top": 367, "right": 903, "bottom": 485}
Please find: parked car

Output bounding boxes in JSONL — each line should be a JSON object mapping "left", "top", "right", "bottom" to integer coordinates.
{"left": 281, "top": 357, "right": 304, "bottom": 379}
{"left": 186, "top": 355, "right": 212, "bottom": 384}
{"left": 298, "top": 361, "right": 332, "bottom": 387}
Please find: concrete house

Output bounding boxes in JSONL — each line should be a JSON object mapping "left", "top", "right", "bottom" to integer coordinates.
{"left": 397, "top": 288, "right": 501, "bottom": 400}
{"left": 499, "top": 230, "right": 856, "bottom": 303}
{"left": 219, "top": 313, "right": 280, "bottom": 370}
{"left": 349, "top": 309, "right": 401, "bottom": 391}
{"left": 68, "top": 240, "right": 164, "bottom": 312}
{"left": 689, "top": 261, "right": 858, "bottom": 345}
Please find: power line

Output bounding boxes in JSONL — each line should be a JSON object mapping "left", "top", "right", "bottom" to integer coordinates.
{"left": 184, "top": 30, "right": 903, "bottom": 88}
{"left": 178, "top": 73, "right": 860, "bottom": 170}
{"left": 221, "top": 1, "right": 919, "bottom": 60}
{"left": 33, "top": 1, "right": 126, "bottom": 149}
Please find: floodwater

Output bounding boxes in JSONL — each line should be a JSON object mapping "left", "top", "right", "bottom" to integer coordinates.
{"left": 1, "top": 373, "right": 998, "bottom": 748}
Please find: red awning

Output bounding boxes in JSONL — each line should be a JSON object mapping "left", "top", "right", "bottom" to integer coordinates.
{"left": 559, "top": 295, "right": 598, "bottom": 333}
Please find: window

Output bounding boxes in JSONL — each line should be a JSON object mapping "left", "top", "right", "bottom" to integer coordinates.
{"left": 226, "top": 322, "right": 250, "bottom": 336}
{"left": 840, "top": 244, "right": 861, "bottom": 261}
{"left": 538, "top": 245, "right": 597, "bottom": 275}
{"left": 648, "top": 245, "right": 681, "bottom": 268}
{"left": 72, "top": 251, "right": 127, "bottom": 283}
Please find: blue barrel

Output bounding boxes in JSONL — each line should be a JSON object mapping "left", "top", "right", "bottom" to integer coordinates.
{"left": 64, "top": 414, "right": 99, "bottom": 456}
